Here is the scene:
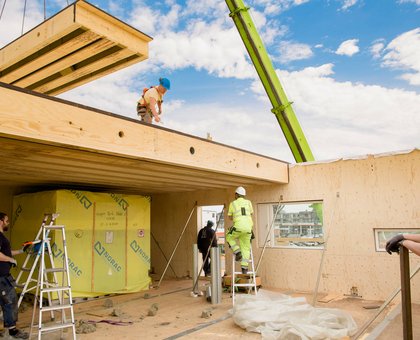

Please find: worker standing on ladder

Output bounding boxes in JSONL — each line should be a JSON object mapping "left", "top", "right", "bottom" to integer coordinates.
{"left": 0, "top": 213, "right": 28, "bottom": 339}
{"left": 226, "top": 187, "right": 254, "bottom": 274}
{"left": 136, "top": 77, "right": 171, "bottom": 124}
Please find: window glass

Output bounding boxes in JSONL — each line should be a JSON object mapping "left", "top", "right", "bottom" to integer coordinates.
{"left": 258, "top": 202, "right": 324, "bottom": 249}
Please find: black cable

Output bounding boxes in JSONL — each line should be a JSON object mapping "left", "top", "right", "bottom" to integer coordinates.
{"left": 21, "top": 0, "right": 27, "bottom": 35}
{"left": 44, "top": 0, "right": 46, "bottom": 20}
{"left": 0, "top": 0, "right": 7, "bottom": 22}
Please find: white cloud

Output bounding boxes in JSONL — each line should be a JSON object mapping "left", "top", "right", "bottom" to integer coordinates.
{"left": 63, "top": 62, "right": 420, "bottom": 163}
{"left": 248, "top": 64, "right": 420, "bottom": 160}
{"left": 277, "top": 41, "right": 314, "bottom": 63}
{"left": 398, "top": 0, "right": 420, "bottom": 5}
{"left": 149, "top": 21, "right": 256, "bottom": 79}
{"left": 341, "top": 0, "right": 358, "bottom": 10}
{"left": 128, "top": 2, "right": 181, "bottom": 35}
{"left": 0, "top": 1, "right": 43, "bottom": 46}
{"left": 381, "top": 28, "right": 420, "bottom": 86}
{"left": 335, "top": 39, "right": 360, "bottom": 56}
{"left": 370, "top": 40, "right": 385, "bottom": 59}
{"left": 167, "top": 62, "right": 420, "bottom": 162}
{"left": 252, "top": 0, "right": 310, "bottom": 15}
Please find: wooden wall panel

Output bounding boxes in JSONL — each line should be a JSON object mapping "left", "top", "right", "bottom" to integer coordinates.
{"left": 151, "top": 150, "right": 420, "bottom": 302}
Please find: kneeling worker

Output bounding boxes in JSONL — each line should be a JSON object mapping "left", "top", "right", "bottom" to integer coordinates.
{"left": 137, "top": 77, "right": 170, "bottom": 124}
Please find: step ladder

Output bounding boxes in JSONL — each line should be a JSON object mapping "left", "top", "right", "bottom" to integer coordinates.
{"left": 16, "top": 213, "right": 59, "bottom": 309}
{"left": 231, "top": 246, "right": 258, "bottom": 305}
{"left": 25, "top": 218, "right": 76, "bottom": 339}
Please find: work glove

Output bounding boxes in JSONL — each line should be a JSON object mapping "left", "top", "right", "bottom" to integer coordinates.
{"left": 22, "top": 242, "right": 32, "bottom": 252}
{"left": 385, "top": 234, "right": 404, "bottom": 254}
{"left": 10, "top": 258, "right": 17, "bottom": 267}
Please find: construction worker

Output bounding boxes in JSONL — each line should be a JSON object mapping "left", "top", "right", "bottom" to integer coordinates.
{"left": 136, "top": 77, "right": 171, "bottom": 124}
{"left": 226, "top": 187, "right": 254, "bottom": 274}
{"left": 0, "top": 212, "right": 29, "bottom": 339}
{"left": 197, "top": 220, "right": 217, "bottom": 276}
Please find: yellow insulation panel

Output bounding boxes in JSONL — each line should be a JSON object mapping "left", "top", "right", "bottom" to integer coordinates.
{"left": 11, "top": 189, "right": 151, "bottom": 297}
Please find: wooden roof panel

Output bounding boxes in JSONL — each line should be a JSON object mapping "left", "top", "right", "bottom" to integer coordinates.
{"left": 0, "top": 83, "right": 289, "bottom": 195}
{"left": 0, "top": 0, "right": 152, "bottom": 96}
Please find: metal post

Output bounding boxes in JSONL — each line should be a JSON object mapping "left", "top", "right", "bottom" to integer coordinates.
{"left": 192, "top": 244, "right": 199, "bottom": 294}
{"left": 156, "top": 202, "right": 197, "bottom": 288}
{"left": 210, "top": 247, "right": 222, "bottom": 304}
{"left": 400, "top": 246, "right": 413, "bottom": 340}
{"left": 192, "top": 207, "right": 225, "bottom": 293}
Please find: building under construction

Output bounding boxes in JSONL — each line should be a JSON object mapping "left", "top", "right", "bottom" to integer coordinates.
{"left": 0, "top": 1, "right": 419, "bottom": 339}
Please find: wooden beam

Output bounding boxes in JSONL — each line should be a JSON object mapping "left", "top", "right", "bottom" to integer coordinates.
{"left": 75, "top": 1, "right": 150, "bottom": 56}
{"left": 1, "top": 29, "right": 99, "bottom": 84}
{"left": 12, "top": 38, "right": 117, "bottom": 88}
{"left": 32, "top": 48, "right": 139, "bottom": 94}
{"left": 0, "top": 0, "right": 151, "bottom": 95}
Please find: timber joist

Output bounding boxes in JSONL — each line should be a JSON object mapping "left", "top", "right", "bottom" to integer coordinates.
{"left": 0, "top": 0, "right": 151, "bottom": 96}
{"left": 0, "top": 83, "right": 288, "bottom": 195}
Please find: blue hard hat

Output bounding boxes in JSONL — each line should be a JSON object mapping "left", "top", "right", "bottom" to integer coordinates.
{"left": 159, "top": 77, "right": 171, "bottom": 90}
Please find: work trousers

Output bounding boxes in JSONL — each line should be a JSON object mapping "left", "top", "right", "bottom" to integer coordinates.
{"left": 201, "top": 252, "right": 211, "bottom": 276}
{"left": 0, "top": 275, "right": 18, "bottom": 328}
{"left": 226, "top": 227, "right": 252, "bottom": 269}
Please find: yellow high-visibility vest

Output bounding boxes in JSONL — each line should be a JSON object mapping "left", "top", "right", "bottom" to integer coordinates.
{"left": 228, "top": 197, "right": 253, "bottom": 231}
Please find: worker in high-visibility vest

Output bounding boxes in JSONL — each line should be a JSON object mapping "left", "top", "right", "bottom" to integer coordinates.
{"left": 226, "top": 186, "right": 254, "bottom": 274}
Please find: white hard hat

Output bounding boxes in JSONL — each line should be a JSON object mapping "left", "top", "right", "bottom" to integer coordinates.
{"left": 235, "top": 186, "right": 246, "bottom": 196}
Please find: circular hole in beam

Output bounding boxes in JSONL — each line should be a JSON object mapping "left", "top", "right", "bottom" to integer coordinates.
{"left": 190, "top": 147, "right": 195, "bottom": 155}
{"left": 118, "top": 131, "right": 124, "bottom": 138}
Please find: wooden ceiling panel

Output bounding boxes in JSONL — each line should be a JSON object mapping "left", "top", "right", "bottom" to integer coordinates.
{"left": 0, "top": 0, "right": 151, "bottom": 95}
{"left": 0, "top": 83, "right": 289, "bottom": 195}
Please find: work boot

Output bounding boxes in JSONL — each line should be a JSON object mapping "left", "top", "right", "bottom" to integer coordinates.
{"left": 241, "top": 267, "right": 248, "bottom": 274}
{"left": 9, "top": 328, "right": 29, "bottom": 339}
{"left": 234, "top": 251, "right": 242, "bottom": 262}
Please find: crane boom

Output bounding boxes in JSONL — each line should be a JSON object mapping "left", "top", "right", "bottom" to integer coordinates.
{"left": 225, "top": 0, "right": 314, "bottom": 162}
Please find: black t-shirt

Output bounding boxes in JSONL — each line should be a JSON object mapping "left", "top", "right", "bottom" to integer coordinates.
{"left": 197, "top": 227, "right": 217, "bottom": 253}
{"left": 0, "top": 232, "right": 12, "bottom": 277}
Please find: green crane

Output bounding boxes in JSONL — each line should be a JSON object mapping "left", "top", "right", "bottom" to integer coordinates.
{"left": 225, "top": 0, "right": 314, "bottom": 163}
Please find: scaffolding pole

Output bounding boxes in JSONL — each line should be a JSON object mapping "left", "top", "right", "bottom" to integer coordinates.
{"left": 255, "top": 195, "right": 283, "bottom": 274}
{"left": 156, "top": 201, "right": 197, "bottom": 288}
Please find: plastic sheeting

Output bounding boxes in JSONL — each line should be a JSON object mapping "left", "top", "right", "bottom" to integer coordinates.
{"left": 231, "top": 290, "right": 357, "bottom": 339}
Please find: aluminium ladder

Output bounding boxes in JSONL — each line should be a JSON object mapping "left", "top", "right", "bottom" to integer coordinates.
{"left": 29, "top": 223, "right": 76, "bottom": 339}
{"left": 16, "top": 213, "right": 59, "bottom": 310}
{"left": 231, "top": 246, "right": 258, "bottom": 305}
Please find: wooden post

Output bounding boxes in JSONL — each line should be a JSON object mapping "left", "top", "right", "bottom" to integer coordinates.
{"left": 400, "top": 246, "right": 413, "bottom": 340}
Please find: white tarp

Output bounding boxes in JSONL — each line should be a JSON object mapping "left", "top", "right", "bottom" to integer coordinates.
{"left": 231, "top": 290, "right": 357, "bottom": 339}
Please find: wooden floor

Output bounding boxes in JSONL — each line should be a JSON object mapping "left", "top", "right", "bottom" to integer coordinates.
{"left": 10, "top": 278, "right": 420, "bottom": 339}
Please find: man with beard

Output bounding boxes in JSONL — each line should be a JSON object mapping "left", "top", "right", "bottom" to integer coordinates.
{"left": 0, "top": 212, "right": 28, "bottom": 339}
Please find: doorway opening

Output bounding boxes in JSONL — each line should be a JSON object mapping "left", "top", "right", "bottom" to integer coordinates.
{"left": 197, "top": 205, "right": 225, "bottom": 277}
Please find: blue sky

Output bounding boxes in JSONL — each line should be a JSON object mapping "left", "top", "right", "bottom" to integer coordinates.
{"left": 0, "top": 0, "right": 419, "bottom": 163}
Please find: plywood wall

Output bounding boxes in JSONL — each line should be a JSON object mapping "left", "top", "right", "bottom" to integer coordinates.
{"left": 151, "top": 150, "right": 420, "bottom": 302}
